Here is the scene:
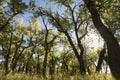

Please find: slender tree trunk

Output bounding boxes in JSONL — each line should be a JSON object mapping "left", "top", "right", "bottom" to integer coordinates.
{"left": 64, "top": 31, "right": 86, "bottom": 74}
{"left": 11, "top": 34, "right": 24, "bottom": 71}
{"left": 83, "top": 0, "right": 120, "bottom": 79}
{"left": 63, "top": 59, "right": 69, "bottom": 72}
{"left": 5, "top": 54, "right": 10, "bottom": 74}
{"left": 11, "top": 45, "right": 19, "bottom": 72}
{"left": 42, "top": 16, "right": 49, "bottom": 77}
{"left": 11, "top": 46, "right": 19, "bottom": 71}
{"left": 96, "top": 46, "right": 106, "bottom": 72}
{"left": 25, "top": 46, "right": 36, "bottom": 73}
{"left": 4, "top": 34, "right": 12, "bottom": 74}
{"left": 5, "top": 46, "right": 11, "bottom": 74}
{"left": 78, "top": 41, "right": 86, "bottom": 74}
{"left": 42, "top": 50, "right": 48, "bottom": 77}
{"left": 49, "top": 56, "right": 55, "bottom": 75}
{"left": 12, "top": 48, "right": 25, "bottom": 71}
{"left": 36, "top": 54, "right": 40, "bottom": 74}
{"left": 49, "top": 56, "right": 55, "bottom": 80}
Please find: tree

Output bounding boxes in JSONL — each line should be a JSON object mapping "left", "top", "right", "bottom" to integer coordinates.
{"left": 0, "top": 0, "right": 28, "bottom": 31}
{"left": 0, "top": 15, "right": 42, "bottom": 74}
{"left": 0, "top": 0, "right": 119, "bottom": 79}
{"left": 41, "top": 17, "right": 57, "bottom": 77}
{"left": 96, "top": 44, "right": 107, "bottom": 72}
{"left": 83, "top": 0, "right": 120, "bottom": 79}
{"left": 33, "top": 1, "right": 88, "bottom": 74}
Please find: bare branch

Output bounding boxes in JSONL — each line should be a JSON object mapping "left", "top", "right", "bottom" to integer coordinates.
{"left": 77, "top": 17, "right": 90, "bottom": 30}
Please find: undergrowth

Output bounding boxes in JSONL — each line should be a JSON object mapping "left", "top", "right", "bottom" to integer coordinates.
{"left": 0, "top": 72, "right": 115, "bottom": 80}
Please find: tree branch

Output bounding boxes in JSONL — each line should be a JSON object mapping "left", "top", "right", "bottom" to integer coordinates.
{"left": 0, "top": 12, "right": 20, "bottom": 31}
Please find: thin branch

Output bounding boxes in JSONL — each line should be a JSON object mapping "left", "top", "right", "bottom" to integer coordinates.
{"left": 48, "top": 36, "right": 57, "bottom": 45}
{"left": 77, "top": 17, "right": 90, "bottom": 30}
{"left": 0, "top": 12, "right": 20, "bottom": 31}
{"left": 79, "top": 21, "right": 88, "bottom": 40}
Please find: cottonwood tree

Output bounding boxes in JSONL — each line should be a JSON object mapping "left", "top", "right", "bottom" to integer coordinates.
{"left": 0, "top": 14, "right": 42, "bottom": 74}
{"left": 0, "top": 23, "right": 26, "bottom": 74}
{"left": 33, "top": 0, "right": 90, "bottom": 74}
{"left": 0, "top": 0, "right": 28, "bottom": 31}
{"left": 40, "top": 17, "right": 58, "bottom": 77}
{"left": 83, "top": 0, "right": 120, "bottom": 79}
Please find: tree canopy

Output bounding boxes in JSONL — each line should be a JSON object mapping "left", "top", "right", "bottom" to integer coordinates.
{"left": 0, "top": 0, "right": 120, "bottom": 80}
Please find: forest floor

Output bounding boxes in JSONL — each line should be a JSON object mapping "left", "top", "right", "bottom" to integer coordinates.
{"left": 0, "top": 73, "right": 115, "bottom": 80}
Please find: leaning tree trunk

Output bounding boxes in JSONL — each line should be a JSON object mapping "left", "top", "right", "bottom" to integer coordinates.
{"left": 96, "top": 46, "right": 106, "bottom": 72}
{"left": 83, "top": 0, "right": 120, "bottom": 79}
{"left": 64, "top": 31, "right": 86, "bottom": 74}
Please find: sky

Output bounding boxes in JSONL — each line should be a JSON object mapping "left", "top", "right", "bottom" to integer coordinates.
{"left": 20, "top": 0, "right": 64, "bottom": 28}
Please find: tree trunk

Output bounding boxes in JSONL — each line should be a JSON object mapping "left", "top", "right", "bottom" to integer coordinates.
{"left": 11, "top": 48, "right": 25, "bottom": 72}
{"left": 83, "top": 0, "right": 120, "bottom": 79}
{"left": 96, "top": 47, "right": 106, "bottom": 72}
{"left": 4, "top": 34, "right": 12, "bottom": 74}
{"left": 78, "top": 41, "right": 86, "bottom": 74}
{"left": 11, "top": 34, "right": 24, "bottom": 71}
{"left": 42, "top": 50, "right": 48, "bottom": 77}
{"left": 4, "top": 54, "right": 10, "bottom": 74}
{"left": 49, "top": 56, "right": 55, "bottom": 75}
{"left": 25, "top": 46, "right": 35, "bottom": 73}
{"left": 64, "top": 31, "right": 86, "bottom": 74}
{"left": 36, "top": 54, "right": 40, "bottom": 74}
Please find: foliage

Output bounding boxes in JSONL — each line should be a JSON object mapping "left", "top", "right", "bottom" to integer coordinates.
{"left": 0, "top": 0, "right": 120, "bottom": 79}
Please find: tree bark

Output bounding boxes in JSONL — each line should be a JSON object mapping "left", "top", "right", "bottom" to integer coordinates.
{"left": 12, "top": 47, "right": 25, "bottom": 71}
{"left": 11, "top": 35, "right": 24, "bottom": 71}
{"left": 25, "top": 46, "right": 36, "bottom": 73}
{"left": 36, "top": 54, "right": 40, "bottom": 74}
{"left": 96, "top": 47, "right": 106, "bottom": 72}
{"left": 4, "top": 33, "right": 12, "bottom": 74}
{"left": 49, "top": 56, "right": 55, "bottom": 75}
{"left": 83, "top": 0, "right": 120, "bottom": 79}
{"left": 42, "top": 50, "right": 48, "bottom": 77}
{"left": 65, "top": 31, "right": 86, "bottom": 74}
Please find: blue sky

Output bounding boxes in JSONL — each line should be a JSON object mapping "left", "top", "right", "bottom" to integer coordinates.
{"left": 20, "top": 0, "right": 66, "bottom": 29}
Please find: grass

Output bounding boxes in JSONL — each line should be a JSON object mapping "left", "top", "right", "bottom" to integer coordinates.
{"left": 0, "top": 72, "right": 115, "bottom": 80}
{"left": 0, "top": 73, "right": 44, "bottom": 80}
